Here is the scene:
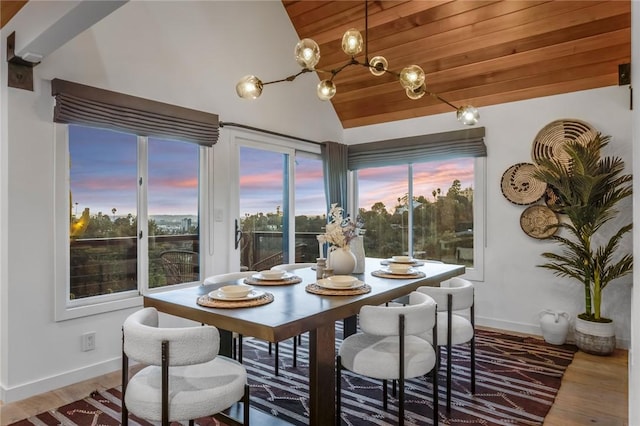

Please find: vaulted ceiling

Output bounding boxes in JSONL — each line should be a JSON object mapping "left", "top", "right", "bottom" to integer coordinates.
{"left": 283, "top": 1, "right": 631, "bottom": 128}
{"left": 3, "top": 1, "right": 631, "bottom": 129}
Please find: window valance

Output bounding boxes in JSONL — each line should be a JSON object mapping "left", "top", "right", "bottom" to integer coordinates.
{"left": 51, "top": 79, "right": 219, "bottom": 146}
{"left": 348, "top": 127, "right": 486, "bottom": 170}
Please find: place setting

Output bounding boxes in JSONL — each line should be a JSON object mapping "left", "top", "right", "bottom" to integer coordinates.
{"left": 372, "top": 260, "right": 426, "bottom": 279}
{"left": 306, "top": 274, "right": 371, "bottom": 296}
{"left": 197, "top": 284, "right": 274, "bottom": 308}
{"left": 243, "top": 269, "right": 303, "bottom": 286}
{"left": 379, "top": 255, "right": 426, "bottom": 267}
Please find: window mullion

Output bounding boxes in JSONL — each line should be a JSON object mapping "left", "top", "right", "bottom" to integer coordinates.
{"left": 408, "top": 165, "right": 414, "bottom": 256}
{"left": 138, "top": 136, "right": 149, "bottom": 293}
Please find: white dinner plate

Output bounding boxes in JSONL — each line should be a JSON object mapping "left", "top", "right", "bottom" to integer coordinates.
{"left": 208, "top": 289, "right": 266, "bottom": 301}
{"left": 316, "top": 278, "right": 365, "bottom": 290}
{"left": 382, "top": 267, "right": 418, "bottom": 275}
{"left": 252, "top": 272, "right": 293, "bottom": 281}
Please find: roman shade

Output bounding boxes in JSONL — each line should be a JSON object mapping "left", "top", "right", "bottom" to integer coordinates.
{"left": 348, "top": 127, "right": 486, "bottom": 170}
{"left": 51, "top": 79, "right": 219, "bottom": 146}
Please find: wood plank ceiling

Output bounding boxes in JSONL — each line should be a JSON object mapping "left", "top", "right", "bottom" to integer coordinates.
{"left": 283, "top": 1, "right": 631, "bottom": 128}
{"left": 2, "top": 1, "right": 630, "bottom": 129}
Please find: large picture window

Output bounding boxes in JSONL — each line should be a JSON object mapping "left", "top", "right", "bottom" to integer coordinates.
{"left": 57, "top": 124, "right": 201, "bottom": 319}
{"left": 350, "top": 128, "right": 485, "bottom": 281}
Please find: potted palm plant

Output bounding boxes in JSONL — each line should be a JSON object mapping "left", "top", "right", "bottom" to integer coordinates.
{"left": 533, "top": 133, "right": 633, "bottom": 355}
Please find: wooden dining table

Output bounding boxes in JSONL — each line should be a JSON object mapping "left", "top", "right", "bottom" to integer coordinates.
{"left": 143, "top": 257, "right": 465, "bottom": 425}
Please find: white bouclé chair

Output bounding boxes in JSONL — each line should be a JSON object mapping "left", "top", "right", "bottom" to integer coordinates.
{"left": 337, "top": 291, "right": 439, "bottom": 426}
{"left": 121, "top": 307, "right": 250, "bottom": 426}
{"left": 416, "top": 277, "right": 475, "bottom": 411}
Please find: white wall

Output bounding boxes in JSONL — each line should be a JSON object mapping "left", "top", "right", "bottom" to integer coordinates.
{"left": 629, "top": 1, "right": 639, "bottom": 424}
{"left": 0, "top": 2, "right": 636, "bottom": 421}
{"left": 0, "top": 1, "right": 341, "bottom": 403}
{"left": 345, "top": 86, "right": 633, "bottom": 345}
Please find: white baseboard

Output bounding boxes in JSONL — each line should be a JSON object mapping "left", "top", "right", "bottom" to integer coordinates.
{"left": 1, "top": 357, "right": 121, "bottom": 404}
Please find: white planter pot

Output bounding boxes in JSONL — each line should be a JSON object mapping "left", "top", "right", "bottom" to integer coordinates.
{"left": 574, "top": 316, "right": 616, "bottom": 356}
{"left": 539, "top": 310, "right": 570, "bottom": 345}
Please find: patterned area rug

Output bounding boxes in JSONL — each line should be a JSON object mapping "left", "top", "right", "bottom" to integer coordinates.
{"left": 9, "top": 328, "right": 576, "bottom": 426}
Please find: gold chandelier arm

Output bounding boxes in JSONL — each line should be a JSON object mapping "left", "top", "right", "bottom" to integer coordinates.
{"left": 262, "top": 68, "right": 314, "bottom": 85}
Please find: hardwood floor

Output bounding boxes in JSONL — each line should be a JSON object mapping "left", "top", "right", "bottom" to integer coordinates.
{"left": 0, "top": 345, "right": 629, "bottom": 425}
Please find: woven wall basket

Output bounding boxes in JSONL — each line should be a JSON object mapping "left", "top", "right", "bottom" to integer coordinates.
{"left": 531, "top": 119, "right": 598, "bottom": 167}
{"left": 520, "top": 205, "right": 559, "bottom": 239}
{"left": 500, "top": 162, "right": 547, "bottom": 205}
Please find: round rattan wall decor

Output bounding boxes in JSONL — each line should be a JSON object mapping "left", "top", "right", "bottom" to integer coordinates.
{"left": 520, "top": 205, "right": 559, "bottom": 239}
{"left": 531, "top": 119, "right": 598, "bottom": 167}
{"left": 500, "top": 162, "right": 547, "bottom": 205}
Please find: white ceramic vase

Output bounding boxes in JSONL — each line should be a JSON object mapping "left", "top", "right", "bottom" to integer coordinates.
{"left": 349, "top": 234, "right": 365, "bottom": 274}
{"left": 328, "top": 246, "right": 357, "bottom": 275}
{"left": 539, "top": 310, "right": 570, "bottom": 345}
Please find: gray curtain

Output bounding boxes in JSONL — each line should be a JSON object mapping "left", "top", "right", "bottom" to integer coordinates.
{"left": 321, "top": 141, "right": 349, "bottom": 212}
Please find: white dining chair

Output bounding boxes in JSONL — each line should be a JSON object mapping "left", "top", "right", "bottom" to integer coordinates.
{"left": 203, "top": 271, "right": 258, "bottom": 362}
{"left": 416, "top": 277, "right": 475, "bottom": 411}
{"left": 121, "top": 307, "right": 250, "bottom": 426}
{"left": 269, "top": 262, "right": 315, "bottom": 375}
{"left": 337, "top": 291, "right": 439, "bottom": 426}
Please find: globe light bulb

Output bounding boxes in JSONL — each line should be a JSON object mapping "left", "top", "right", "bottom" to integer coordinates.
{"left": 294, "top": 38, "right": 320, "bottom": 69}
{"left": 317, "top": 80, "right": 336, "bottom": 101}
{"left": 369, "top": 56, "right": 388, "bottom": 76}
{"left": 235, "top": 75, "right": 263, "bottom": 99}
{"left": 399, "top": 65, "right": 425, "bottom": 90}
{"left": 341, "top": 28, "right": 363, "bottom": 56}
{"left": 457, "top": 105, "right": 480, "bottom": 125}
{"left": 406, "top": 83, "right": 426, "bottom": 100}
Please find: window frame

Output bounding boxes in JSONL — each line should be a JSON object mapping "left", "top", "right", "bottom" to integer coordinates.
{"left": 54, "top": 124, "right": 206, "bottom": 321}
{"left": 350, "top": 156, "right": 485, "bottom": 282}
{"left": 228, "top": 129, "right": 322, "bottom": 271}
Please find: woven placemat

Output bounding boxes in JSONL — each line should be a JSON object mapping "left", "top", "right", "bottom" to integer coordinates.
{"left": 531, "top": 119, "right": 598, "bottom": 168}
{"left": 305, "top": 283, "right": 371, "bottom": 296}
{"left": 380, "top": 260, "right": 425, "bottom": 267}
{"left": 520, "top": 205, "right": 559, "bottom": 239}
{"left": 500, "top": 162, "right": 547, "bottom": 205}
{"left": 371, "top": 270, "right": 426, "bottom": 279}
{"left": 196, "top": 292, "right": 274, "bottom": 309}
{"left": 243, "top": 276, "right": 302, "bottom": 286}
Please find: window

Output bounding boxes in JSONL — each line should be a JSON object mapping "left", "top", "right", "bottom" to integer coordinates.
{"left": 56, "top": 124, "right": 201, "bottom": 320}
{"left": 350, "top": 128, "right": 486, "bottom": 281}
{"left": 233, "top": 132, "right": 324, "bottom": 271}
{"left": 356, "top": 157, "right": 485, "bottom": 280}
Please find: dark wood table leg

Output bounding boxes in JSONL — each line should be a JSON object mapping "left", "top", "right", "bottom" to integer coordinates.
{"left": 309, "top": 323, "right": 336, "bottom": 426}
{"left": 343, "top": 315, "right": 357, "bottom": 338}
{"left": 219, "top": 329, "right": 233, "bottom": 358}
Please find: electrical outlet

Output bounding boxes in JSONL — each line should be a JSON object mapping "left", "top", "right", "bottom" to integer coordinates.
{"left": 81, "top": 331, "right": 96, "bottom": 351}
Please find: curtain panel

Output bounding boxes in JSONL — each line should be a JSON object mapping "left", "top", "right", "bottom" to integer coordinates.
{"left": 51, "top": 79, "right": 219, "bottom": 146}
{"left": 347, "top": 127, "right": 486, "bottom": 170}
{"left": 321, "top": 141, "right": 349, "bottom": 211}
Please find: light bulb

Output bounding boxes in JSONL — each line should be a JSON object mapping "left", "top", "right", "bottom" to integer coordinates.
{"left": 294, "top": 38, "right": 320, "bottom": 69}
{"left": 399, "top": 65, "right": 425, "bottom": 90}
{"left": 457, "top": 105, "right": 479, "bottom": 125}
{"left": 369, "top": 56, "right": 388, "bottom": 76}
{"left": 406, "top": 83, "right": 426, "bottom": 100}
{"left": 341, "top": 28, "right": 363, "bottom": 56}
{"left": 235, "top": 75, "right": 263, "bottom": 99}
{"left": 317, "top": 80, "right": 336, "bottom": 101}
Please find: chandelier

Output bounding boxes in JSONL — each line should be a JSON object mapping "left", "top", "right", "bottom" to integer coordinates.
{"left": 236, "top": 1, "right": 479, "bottom": 126}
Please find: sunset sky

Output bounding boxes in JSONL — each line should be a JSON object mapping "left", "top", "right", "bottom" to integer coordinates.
{"left": 70, "top": 126, "right": 473, "bottom": 219}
